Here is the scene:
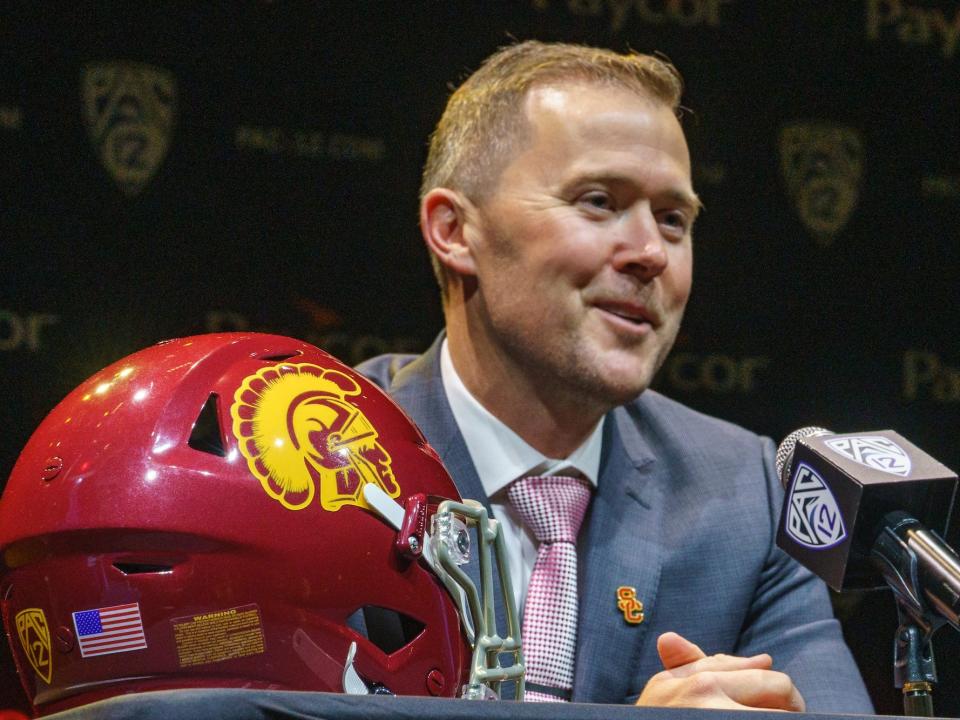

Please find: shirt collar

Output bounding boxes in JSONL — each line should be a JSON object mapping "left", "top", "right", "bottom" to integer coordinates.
{"left": 440, "top": 339, "right": 603, "bottom": 498}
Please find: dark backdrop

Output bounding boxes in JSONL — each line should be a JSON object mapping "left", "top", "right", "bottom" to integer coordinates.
{"left": 2, "top": 2, "right": 959, "bottom": 715}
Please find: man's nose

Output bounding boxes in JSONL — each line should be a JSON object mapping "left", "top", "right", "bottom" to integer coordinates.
{"left": 611, "top": 208, "right": 669, "bottom": 280}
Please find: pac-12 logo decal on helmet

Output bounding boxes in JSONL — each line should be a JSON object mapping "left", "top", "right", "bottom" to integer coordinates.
{"left": 231, "top": 363, "right": 399, "bottom": 511}
{"left": 15, "top": 608, "right": 52, "bottom": 684}
{"left": 824, "top": 436, "right": 912, "bottom": 477}
{"left": 785, "top": 463, "right": 846, "bottom": 549}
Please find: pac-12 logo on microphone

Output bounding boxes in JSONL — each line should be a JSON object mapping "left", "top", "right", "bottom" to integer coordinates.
{"left": 786, "top": 463, "right": 846, "bottom": 549}
{"left": 824, "top": 436, "right": 912, "bottom": 477}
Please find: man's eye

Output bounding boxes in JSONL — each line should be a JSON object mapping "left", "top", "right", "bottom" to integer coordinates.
{"left": 659, "top": 211, "right": 689, "bottom": 235}
{"left": 578, "top": 191, "right": 614, "bottom": 212}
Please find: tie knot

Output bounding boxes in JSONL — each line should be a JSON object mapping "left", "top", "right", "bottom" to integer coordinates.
{"left": 507, "top": 475, "right": 592, "bottom": 543}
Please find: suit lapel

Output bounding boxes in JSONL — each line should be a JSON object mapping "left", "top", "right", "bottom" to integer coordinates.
{"left": 573, "top": 405, "right": 664, "bottom": 703}
{"left": 386, "top": 338, "right": 512, "bottom": 655}
{"left": 387, "top": 336, "right": 491, "bottom": 520}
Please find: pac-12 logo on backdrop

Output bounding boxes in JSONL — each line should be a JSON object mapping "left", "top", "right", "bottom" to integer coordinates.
{"left": 82, "top": 62, "right": 176, "bottom": 197}
{"left": 231, "top": 363, "right": 400, "bottom": 512}
{"left": 786, "top": 463, "right": 846, "bottom": 549}
{"left": 779, "top": 122, "right": 863, "bottom": 246}
{"left": 825, "top": 436, "right": 912, "bottom": 477}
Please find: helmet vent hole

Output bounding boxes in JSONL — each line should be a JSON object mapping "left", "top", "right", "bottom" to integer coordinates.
{"left": 188, "top": 394, "right": 226, "bottom": 457}
{"left": 347, "top": 606, "right": 426, "bottom": 655}
{"left": 113, "top": 562, "right": 174, "bottom": 575}
{"left": 260, "top": 352, "right": 300, "bottom": 362}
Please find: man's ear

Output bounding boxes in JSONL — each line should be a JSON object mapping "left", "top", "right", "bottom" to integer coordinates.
{"left": 420, "top": 188, "right": 478, "bottom": 277}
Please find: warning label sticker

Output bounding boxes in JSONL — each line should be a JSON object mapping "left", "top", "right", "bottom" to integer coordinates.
{"left": 172, "top": 604, "right": 265, "bottom": 668}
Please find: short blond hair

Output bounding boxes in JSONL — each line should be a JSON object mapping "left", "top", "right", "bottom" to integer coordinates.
{"left": 421, "top": 40, "right": 684, "bottom": 204}
{"left": 421, "top": 40, "right": 684, "bottom": 294}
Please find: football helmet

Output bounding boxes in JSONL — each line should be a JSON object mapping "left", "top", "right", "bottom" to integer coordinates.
{"left": 0, "top": 333, "right": 522, "bottom": 715}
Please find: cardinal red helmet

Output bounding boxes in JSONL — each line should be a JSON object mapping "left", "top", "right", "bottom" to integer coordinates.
{"left": 0, "top": 333, "right": 522, "bottom": 715}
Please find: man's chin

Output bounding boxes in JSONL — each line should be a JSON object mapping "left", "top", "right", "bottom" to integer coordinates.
{"left": 576, "top": 369, "right": 653, "bottom": 409}
{"left": 604, "top": 380, "right": 652, "bottom": 406}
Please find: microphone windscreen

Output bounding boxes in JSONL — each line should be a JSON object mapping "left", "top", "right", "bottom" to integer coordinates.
{"left": 775, "top": 426, "right": 831, "bottom": 488}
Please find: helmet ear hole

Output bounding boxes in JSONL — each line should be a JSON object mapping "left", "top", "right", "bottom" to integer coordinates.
{"left": 346, "top": 606, "right": 426, "bottom": 655}
{"left": 188, "top": 394, "right": 226, "bottom": 457}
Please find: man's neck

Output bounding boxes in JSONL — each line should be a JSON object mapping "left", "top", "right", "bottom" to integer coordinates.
{"left": 444, "top": 316, "right": 606, "bottom": 458}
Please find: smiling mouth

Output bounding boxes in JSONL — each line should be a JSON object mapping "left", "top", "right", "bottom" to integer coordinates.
{"left": 594, "top": 302, "right": 658, "bottom": 329}
{"left": 604, "top": 309, "right": 649, "bottom": 325}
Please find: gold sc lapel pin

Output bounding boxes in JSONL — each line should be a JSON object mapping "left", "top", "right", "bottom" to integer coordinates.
{"left": 616, "top": 586, "right": 644, "bottom": 624}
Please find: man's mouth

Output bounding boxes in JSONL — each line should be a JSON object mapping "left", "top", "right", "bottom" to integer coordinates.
{"left": 593, "top": 301, "right": 658, "bottom": 328}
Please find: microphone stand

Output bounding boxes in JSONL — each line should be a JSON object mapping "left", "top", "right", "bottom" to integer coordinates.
{"left": 894, "top": 616, "right": 936, "bottom": 717}
{"left": 873, "top": 526, "right": 945, "bottom": 717}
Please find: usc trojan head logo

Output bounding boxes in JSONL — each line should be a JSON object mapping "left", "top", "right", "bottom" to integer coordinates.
{"left": 15, "top": 608, "right": 52, "bottom": 684}
{"left": 231, "top": 363, "right": 399, "bottom": 511}
{"left": 779, "top": 122, "right": 863, "bottom": 246}
{"left": 82, "top": 61, "right": 176, "bottom": 197}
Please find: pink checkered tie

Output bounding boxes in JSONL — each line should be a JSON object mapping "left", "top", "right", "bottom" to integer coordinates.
{"left": 508, "top": 475, "right": 592, "bottom": 702}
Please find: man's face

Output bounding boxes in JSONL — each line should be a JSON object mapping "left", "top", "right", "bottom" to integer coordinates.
{"left": 466, "top": 82, "right": 697, "bottom": 409}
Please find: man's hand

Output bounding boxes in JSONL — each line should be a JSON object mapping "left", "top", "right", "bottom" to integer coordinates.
{"left": 635, "top": 632, "right": 806, "bottom": 712}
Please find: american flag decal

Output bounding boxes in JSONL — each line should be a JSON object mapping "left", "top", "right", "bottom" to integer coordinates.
{"left": 72, "top": 602, "right": 147, "bottom": 658}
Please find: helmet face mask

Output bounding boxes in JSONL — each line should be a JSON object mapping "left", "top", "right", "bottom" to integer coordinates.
{"left": 0, "top": 333, "right": 522, "bottom": 715}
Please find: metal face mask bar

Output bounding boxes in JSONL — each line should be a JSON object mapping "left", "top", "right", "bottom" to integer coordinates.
{"left": 363, "top": 484, "right": 525, "bottom": 700}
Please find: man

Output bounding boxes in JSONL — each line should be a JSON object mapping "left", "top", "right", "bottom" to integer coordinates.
{"left": 358, "top": 40, "right": 872, "bottom": 712}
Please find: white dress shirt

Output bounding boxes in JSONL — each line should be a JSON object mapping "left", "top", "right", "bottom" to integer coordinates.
{"left": 439, "top": 340, "right": 603, "bottom": 613}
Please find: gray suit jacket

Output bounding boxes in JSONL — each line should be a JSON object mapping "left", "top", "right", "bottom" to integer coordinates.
{"left": 357, "top": 337, "right": 873, "bottom": 713}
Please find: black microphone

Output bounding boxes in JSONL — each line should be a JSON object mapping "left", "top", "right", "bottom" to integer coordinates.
{"left": 774, "top": 428, "right": 959, "bottom": 622}
{"left": 775, "top": 428, "right": 960, "bottom": 711}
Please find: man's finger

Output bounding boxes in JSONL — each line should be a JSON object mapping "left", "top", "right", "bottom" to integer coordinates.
{"left": 656, "top": 632, "right": 707, "bottom": 669}
{"left": 637, "top": 666, "right": 806, "bottom": 712}
{"left": 705, "top": 668, "right": 806, "bottom": 712}
{"left": 664, "top": 651, "right": 773, "bottom": 679}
